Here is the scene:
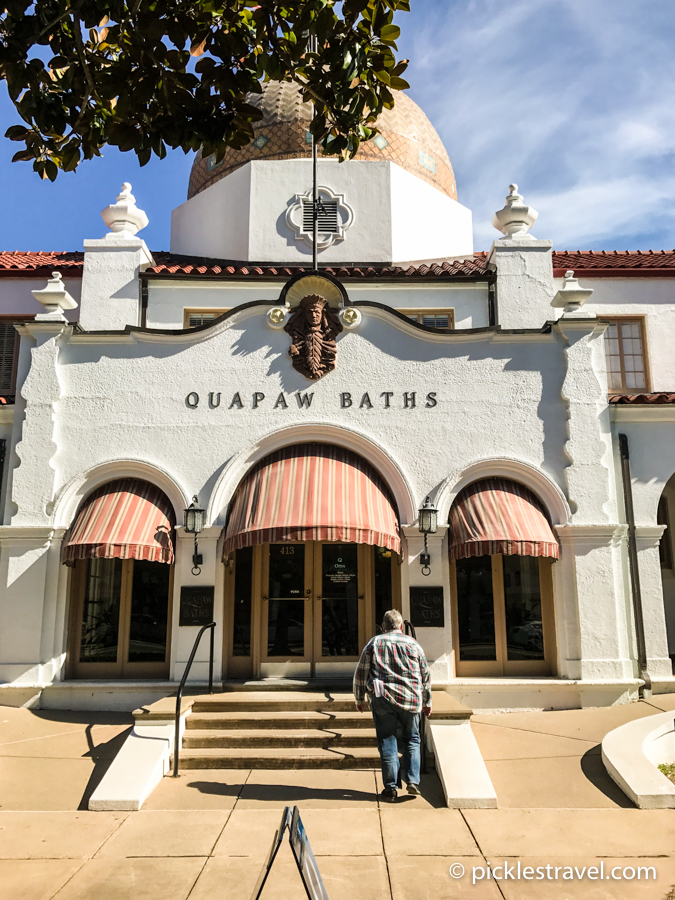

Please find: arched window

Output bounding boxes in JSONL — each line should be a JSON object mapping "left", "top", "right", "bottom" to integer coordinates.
{"left": 448, "top": 477, "right": 558, "bottom": 676}
{"left": 63, "top": 478, "right": 175, "bottom": 679}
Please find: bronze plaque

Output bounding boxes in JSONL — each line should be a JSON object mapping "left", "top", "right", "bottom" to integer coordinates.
{"left": 179, "top": 586, "right": 214, "bottom": 627}
{"left": 409, "top": 586, "right": 444, "bottom": 628}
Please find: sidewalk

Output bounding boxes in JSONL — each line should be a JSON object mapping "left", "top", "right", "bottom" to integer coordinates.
{"left": 1, "top": 695, "right": 675, "bottom": 899}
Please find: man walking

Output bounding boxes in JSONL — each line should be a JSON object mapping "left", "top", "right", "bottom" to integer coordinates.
{"left": 353, "top": 609, "right": 432, "bottom": 802}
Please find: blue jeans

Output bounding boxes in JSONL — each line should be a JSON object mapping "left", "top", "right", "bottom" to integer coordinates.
{"left": 370, "top": 696, "right": 421, "bottom": 791}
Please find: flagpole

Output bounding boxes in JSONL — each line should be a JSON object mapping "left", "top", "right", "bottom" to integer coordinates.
{"left": 312, "top": 129, "right": 318, "bottom": 273}
{"left": 308, "top": 30, "right": 319, "bottom": 273}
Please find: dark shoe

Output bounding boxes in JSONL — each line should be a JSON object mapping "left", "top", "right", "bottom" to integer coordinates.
{"left": 380, "top": 787, "right": 397, "bottom": 803}
{"left": 406, "top": 782, "right": 421, "bottom": 796}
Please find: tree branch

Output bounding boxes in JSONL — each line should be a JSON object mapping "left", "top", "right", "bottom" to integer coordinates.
{"left": 38, "top": 4, "right": 82, "bottom": 40}
{"left": 71, "top": 14, "right": 98, "bottom": 98}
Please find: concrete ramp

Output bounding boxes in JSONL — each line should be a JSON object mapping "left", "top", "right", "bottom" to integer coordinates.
{"left": 428, "top": 693, "right": 498, "bottom": 809}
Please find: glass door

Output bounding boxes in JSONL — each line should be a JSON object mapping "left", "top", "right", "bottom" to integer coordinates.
{"left": 231, "top": 541, "right": 401, "bottom": 678}
{"left": 261, "top": 543, "right": 312, "bottom": 675}
{"left": 68, "top": 557, "right": 172, "bottom": 679}
{"left": 314, "top": 543, "right": 362, "bottom": 662}
{"left": 261, "top": 541, "right": 368, "bottom": 676}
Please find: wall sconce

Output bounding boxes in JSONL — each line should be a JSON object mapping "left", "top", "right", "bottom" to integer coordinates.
{"left": 418, "top": 495, "right": 438, "bottom": 577}
{"left": 184, "top": 495, "right": 206, "bottom": 575}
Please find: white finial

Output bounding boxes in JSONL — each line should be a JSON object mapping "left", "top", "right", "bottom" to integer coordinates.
{"left": 492, "top": 183, "right": 538, "bottom": 239}
{"left": 551, "top": 268, "right": 594, "bottom": 316}
{"left": 100, "top": 182, "right": 149, "bottom": 238}
{"left": 32, "top": 271, "right": 78, "bottom": 321}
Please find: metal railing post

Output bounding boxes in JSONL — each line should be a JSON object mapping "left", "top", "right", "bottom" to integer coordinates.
{"left": 172, "top": 621, "right": 216, "bottom": 778}
{"left": 209, "top": 624, "right": 214, "bottom": 695}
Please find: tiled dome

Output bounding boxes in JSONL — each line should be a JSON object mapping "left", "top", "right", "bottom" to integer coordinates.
{"left": 187, "top": 81, "right": 457, "bottom": 201}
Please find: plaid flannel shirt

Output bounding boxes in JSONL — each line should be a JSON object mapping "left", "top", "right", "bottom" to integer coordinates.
{"left": 353, "top": 630, "right": 432, "bottom": 714}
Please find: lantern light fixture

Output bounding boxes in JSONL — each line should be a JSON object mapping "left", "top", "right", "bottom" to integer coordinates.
{"left": 418, "top": 495, "right": 438, "bottom": 577}
{"left": 184, "top": 495, "right": 206, "bottom": 575}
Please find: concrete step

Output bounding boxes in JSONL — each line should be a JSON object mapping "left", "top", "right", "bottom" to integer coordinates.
{"left": 174, "top": 746, "right": 382, "bottom": 769}
{"left": 185, "top": 710, "right": 371, "bottom": 730}
{"left": 221, "top": 680, "right": 354, "bottom": 693}
{"left": 191, "top": 692, "right": 356, "bottom": 713}
{"left": 182, "top": 728, "right": 378, "bottom": 749}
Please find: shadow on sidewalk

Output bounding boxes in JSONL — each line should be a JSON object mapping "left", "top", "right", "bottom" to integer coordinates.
{"left": 182, "top": 780, "right": 247, "bottom": 798}
{"left": 580, "top": 747, "right": 634, "bottom": 808}
{"left": 208, "top": 783, "right": 377, "bottom": 803}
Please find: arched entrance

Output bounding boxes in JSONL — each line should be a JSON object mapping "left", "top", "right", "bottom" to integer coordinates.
{"left": 221, "top": 443, "right": 401, "bottom": 679}
{"left": 658, "top": 475, "right": 675, "bottom": 671}
{"left": 63, "top": 478, "right": 175, "bottom": 679}
{"left": 448, "top": 477, "right": 559, "bottom": 676}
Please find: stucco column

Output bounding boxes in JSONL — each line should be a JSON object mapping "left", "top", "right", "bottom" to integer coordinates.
{"left": 488, "top": 236, "right": 555, "bottom": 330}
{"left": 635, "top": 526, "right": 673, "bottom": 679}
{"left": 170, "top": 526, "right": 225, "bottom": 684}
{"left": 556, "top": 318, "right": 616, "bottom": 523}
{"left": 0, "top": 526, "right": 67, "bottom": 686}
{"left": 80, "top": 237, "right": 153, "bottom": 331}
{"left": 79, "top": 183, "right": 154, "bottom": 331}
{"left": 10, "top": 322, "right": 69, "bottom": 526}
{"left": 555, "top": 525, "right": 634, "bottom": 680}
{"left": 402, "top": 525, "right": 451, "bottom": 684}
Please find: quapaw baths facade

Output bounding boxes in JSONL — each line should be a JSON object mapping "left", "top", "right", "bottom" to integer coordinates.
{"left": 2, "top": 82, "right": 675, "bottom": 713}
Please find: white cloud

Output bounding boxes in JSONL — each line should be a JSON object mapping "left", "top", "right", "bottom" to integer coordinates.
{"left": 399, "top": 0, "right": 675, "bottom": 249}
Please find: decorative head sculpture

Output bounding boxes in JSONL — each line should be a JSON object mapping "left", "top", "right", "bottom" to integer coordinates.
{"left": 284, "top": 293, "right": 343, "bottom": 380}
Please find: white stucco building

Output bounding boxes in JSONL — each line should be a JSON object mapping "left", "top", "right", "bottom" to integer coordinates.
{"left": 1, "top": 82, "right": 675, "bottom": 713}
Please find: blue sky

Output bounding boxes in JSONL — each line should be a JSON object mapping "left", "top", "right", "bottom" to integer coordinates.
{"left": 1, "top": 0, "right": 674, "bottom": 253}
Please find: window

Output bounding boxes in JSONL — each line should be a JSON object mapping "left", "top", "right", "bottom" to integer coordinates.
{"left": 451, "top": 554, "right": 556, "bottom": 676}
{"left": 232, "top": 547, "right": 253, "bottom": 657}
{"left": 69, "top": 557, "right": 172, "bottom": 678}
{"left": 404, "top": 310, "right": 455, "bottom": 330}
{"left": 603, "top": 318, "right": 649, "bottom": 392}
{"left": 183, "top": 309, "right": 229, "bottom": 329}
{"left": 0, "top": 321, "right": 19, "bottom": 395}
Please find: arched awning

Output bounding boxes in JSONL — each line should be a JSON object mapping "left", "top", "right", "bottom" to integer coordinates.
{"left": 222, "top": 443, "right": 400, "bottom": 556}
{"left": 449, "top": 477, "right": 559, "bottom": 560}
{"left": 62, "top": 478, "right": 175, "bottom": 565}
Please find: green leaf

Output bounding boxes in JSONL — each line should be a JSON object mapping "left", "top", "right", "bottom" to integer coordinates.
{"left": 11, "top": 148, "right": 35, "bottom": 162}
{"left": 379, "top": 24, "right": 400, "bottom": 40}
{"left": 5, "top": 124, "right": 31, "bottom": 141}
{"left": 389, "top": 75, "right": 409, "bottom": 90}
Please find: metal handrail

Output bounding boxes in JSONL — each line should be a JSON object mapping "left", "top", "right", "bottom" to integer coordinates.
{"left": 403, "top": 620, "right": 428, "bottom": 774}
{"left": 172, "top": 621, "right": 216, "bottom": 777}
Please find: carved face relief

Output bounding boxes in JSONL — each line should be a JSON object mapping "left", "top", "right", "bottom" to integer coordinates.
{"left": 284, "top": 293, "right": 343, "bottom": 380}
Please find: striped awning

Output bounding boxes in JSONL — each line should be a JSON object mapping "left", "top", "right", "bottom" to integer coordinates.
{"left": 222, "top": 443, "right": 400, "bottom": 556}
{"left": 449, "top": 477, "right": 559, "bottom": 560}
{"left": 62, "top": 478, "right": 175, "bottom": 565}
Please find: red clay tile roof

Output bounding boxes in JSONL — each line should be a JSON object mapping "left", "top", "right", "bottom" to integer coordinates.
{"left": 552, "top": 250, "right": 675, "bottom": 277}
{"left": 3, "top": 249, "right": 675, "bottom": 279}
{"left": 145, "top": 255, "right": 489, "bottom": 278}
{"left": 609, "top": 393, "right": 675, "bottom": 404}
{"left": 0, "top": 251, "right": 84, "bottom": 276}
